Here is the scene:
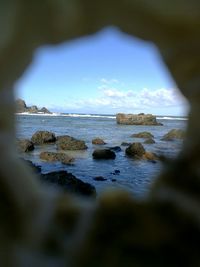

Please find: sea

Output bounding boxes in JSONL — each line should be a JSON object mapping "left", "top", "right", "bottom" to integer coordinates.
{"left": 15, "top": 113, "right": 187, "bottom": 198}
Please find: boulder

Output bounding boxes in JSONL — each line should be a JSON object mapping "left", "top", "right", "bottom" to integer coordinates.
{"left": 40, "top": 151, "right": 74, "bottom": 164}
{"left": 31, "top": 131, "right": 56, "bottom": 145}
{"left": 116, "top": 113, "right": 162, "bottom": 125}
{"left": 92, "top": 138, "right": 106, "bottom": 145}
{"left": 161, "top": 129, "right": 185, "bottom": 141}
{"left": 40, "top": 171, "right": 96, "bottom": 197}
{"left": 125, "top": 142, "right": 146, "bottom": 158}
{"left": 131, "top": 131, "right": 154, "bottom": 138}
{"left": 93, "top": 176, "right": 107, "bottom": 181}
{"left": 28, "top": 105, "right": 38, "bottom": 113}
{"left": 144, "top": 138, "right": 155, "bottom": 144}
{"left": 17, "top": 139, "right": 34, "bottom": 152}
{"left": 57, "top": 135, "right": 87, "bottom": 150}
{"left": 92, "top": 149, "right": 116, "bottom": 160}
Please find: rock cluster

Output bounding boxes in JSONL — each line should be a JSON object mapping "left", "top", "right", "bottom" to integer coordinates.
{"left": 15, "top": 98, "right": 52, "bottom": 114}
{"left": 116, "top": 113, "right": 162, "bottom": 125}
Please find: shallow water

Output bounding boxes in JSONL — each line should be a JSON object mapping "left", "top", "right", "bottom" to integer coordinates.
{"left": 16, "top": 114, "right": 187, "bottom": 197}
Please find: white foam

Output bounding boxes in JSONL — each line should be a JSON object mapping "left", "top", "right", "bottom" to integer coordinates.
{"left": 156, "top": 116, "right": 188, "bottom": 121}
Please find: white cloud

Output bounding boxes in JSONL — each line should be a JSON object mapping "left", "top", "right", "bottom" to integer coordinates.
{"left": 60, "top": 87, "right": 188, "bottom": 113}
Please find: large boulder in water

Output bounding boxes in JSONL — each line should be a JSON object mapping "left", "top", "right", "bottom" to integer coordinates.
{"left": 125, "top": 142, "right": 146, "bottom": 158}
{"left": 116, "top": 113, "right": 162, "bottom": 125}
{"left": 57, "top": 135, "right": 87, "bottom": 150}
{"left": 40, "top": 171, "right": 96, "bottom": 197}
{"left": 131, "top": 131, "right": 154, "bottom": 138}
{"left": 31, "top": 131, "right": 56, "bottom": 145}
{"left": 40, "top": 151, "right": 74, "bottom": 164}
{"left": 161, "top": 129, "right": 185, "bottom": 141}
{"left": 144, "top": 138, "right": 155, "bottom": 144}
{"left": 92, "top": 149, "right": 116, "bottom": 160}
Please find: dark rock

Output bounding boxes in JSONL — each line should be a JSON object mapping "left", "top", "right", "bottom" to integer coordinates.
{"left": 57, "top": 135, "right": 87, "bottom": 150}
{"left": 121, "top": 142, "right": 131, "bottom": 146}
{"left": 17, "top": 139, "right": 34, "bottom": 152}
{"left": 93, "top": 176, "right": 107, "bottom": 181}
{"left": 92, "top": 138, "right": 106, "bottom": 145}
{"left": 108, "top": 146, "right": 122, "bottom": 152}
{"left": 40, "top": 171, "right": 96, "bottom": 197}
{"left": 125, "top": 142, "right": 146, "bottom": 158}
{"left": 39, "top": 107, "right": 51, "bottom": 114}
{"left": 144, "top": 138, "right": 155, "bottom": 144}
{"left": 161, "top": 129, "right": 185, "bottom": 141}
{"left": 40, "top": 151, "right": 74, "bottom": 164}
{"left": 31, "top": 131, "right": 56, "bottom": 145}
{"left": 110, "top": 170, "right": 120, "bottom": 175}
{"left": 131, "top": 131, "right": 154, "bottom": 138}
{"left": 29, "top": 105, "right": 38, "bottom": 113}
{"left": 92, "top": 149, "right": 116, "bottom": 160}
{"left": 111, "top": 179, "right": 117, "bottom": 182}
{"left": 15, "top": 98, "right": 52, "bottom": 114}
{"left": 15, "top": 98, "right": 27, "bottom": 113}
{"left": 116, "top": 113, "right": 162, "bottom": 125}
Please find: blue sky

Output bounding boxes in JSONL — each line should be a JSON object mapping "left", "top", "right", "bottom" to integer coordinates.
{"left": 15, "top": 27, "right": 188, "bottom": 115}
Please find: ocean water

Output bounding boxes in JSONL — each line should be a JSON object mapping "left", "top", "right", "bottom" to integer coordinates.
{"left": 15, "top": 114, "right": 187, "bottom": 197}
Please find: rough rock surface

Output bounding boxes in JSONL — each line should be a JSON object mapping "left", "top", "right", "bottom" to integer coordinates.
{"left": 31, "top": 131, "right": 56, "bottom": 145}
{"left": 41, "top": 171, "right": 96, "bottom": 197}
{"left": 116, "top": 113, "right": 162, "bottom": 125}
{"left": 161, "top": 129, "right": 185, "bottom": 141}
{"left": 92, "top": 138, "right": 106, "bottom": 145}
{"left": 125, "top": 142, "right": 146, "bottom": 158}
{"left": 40, "top": 151, "right": 74, "bottom": 164}
{"left": 57, "top": 135, "right": 87, "bottom": 150}
{"left": 17, "top": 139, "right": 34, "bottom": 152}
{"left": 92, "top": 149, "right": 116, "bottom": 160}
{"left": 131, "top": 131, "right": 154, "bottom": 138}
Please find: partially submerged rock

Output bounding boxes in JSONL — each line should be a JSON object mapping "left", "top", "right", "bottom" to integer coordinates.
{"left": 57, "top": 135, "right": 87, "bottom": 150}
{"left": 93, "top": 176, "right": 107, "bottom": 181}
{"left": 40, "top": 151, "right": 74, "bottom": 164}
{"left": 92, "top": 149, "right": 116, "bottom": 160}
{"left": 116, "top": 113, "right": 162, "bottom": 125}
{"left": 121, "top": 142, "right": 131, "bottom": 146}
{"left": 161, "top": 129, "right": 185, "bottom": 141}
{"left": 17, "top": 139, "right": 34, "bottom": 152}
{"left": 125, "top": 142, "right": 146, "bottom": 158}
{"left": 31, "top": 131, "right": 56, "bottom": 145}
{"left": 131, "top": 131, "right": 154, "bottom": 138}
{"left": 92, "top": 138, "right": 106, "bottom": 145}
{"left": 143, "top": 151, "right": 158, "bottom": 161}
{"left": 144, "top": 138, "right": 155, "bottom": 144}
{"left": 41, "top": 171, "right": 96, "bottom": 197}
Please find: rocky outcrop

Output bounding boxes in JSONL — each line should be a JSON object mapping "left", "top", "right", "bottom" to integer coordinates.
{"left": 15, "top": 98, "right": 52, "bottom": 114}
{"left": 17, "top": 139, "right": 34, "bottom": 152}
{"left": 161, "top": 129, "right": 185, "bottom": 141}
{"left": 40, "top": 151, "right": 74, "bottom": 164}
{"left": 31, "top": 131, "right": 56, "bottom": 145}
{"left": 116, "top": 113, "right": 162, "bottom": 125}
{"left": 40, "top": 171, "right": 96, "bottom": 197}
{"left": 57, "top": 135, "right": 87, "bottom": 150}
{"left": 131, "top": 131, "right": 154, "bottom": 138}
{"left": 92, "top": 149, "right": 116, "bottom": 160}
{"left": 92, "top": 138, "right": 106, "bottom": 145}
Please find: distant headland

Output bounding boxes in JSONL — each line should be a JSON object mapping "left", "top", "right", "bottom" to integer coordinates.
{"left": 15, "top": 99, "right": 52, "bottom": 114}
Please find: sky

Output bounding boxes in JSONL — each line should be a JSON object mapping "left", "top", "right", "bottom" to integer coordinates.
{"left": 15, "top": 27, "right": 189, "bottom": 116}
